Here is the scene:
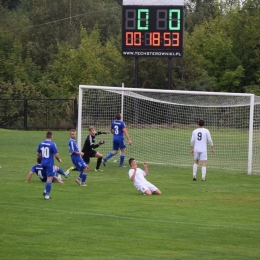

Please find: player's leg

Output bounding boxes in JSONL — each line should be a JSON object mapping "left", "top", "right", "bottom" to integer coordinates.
{"left": 193, "top": 153, "right": 199, "bottom": 181}
{"left": 200, "top": 152, "right": 207, "bottom": 181}
{"left": 94, "top": 152, "right": 103, "bottom": 171}
{"left": 79, "top": 159, "right": 88, "bottom": 186}
{"left": 103, "top": 141, "right": 119, "bottom": 166}
{"left": 44, "top": 166, "right": 55, "bottom": 200}
{"left": 136, "top": 184, "right": 152, "bottom": 195}
{"left": 147, "top": 182, "right": 161, "bottom": 195}
{"left": 56, "top": 166, "right": 69, "bottom": 178}
{"left": 119, "top": 140, "right": 127, "bottom": 167}
{"left": 73, "top": 160, "right": 84, "bottom": 185}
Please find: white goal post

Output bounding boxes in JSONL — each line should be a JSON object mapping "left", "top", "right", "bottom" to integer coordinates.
{"left": 78, "top": 85, "right": 260, "bottom": 174}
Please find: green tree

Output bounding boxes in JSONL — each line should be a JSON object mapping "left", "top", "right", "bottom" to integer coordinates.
{"left": 184, "top": 15, "right": 245, "bottom": 92}
{"left": 226, "top": 0, "right": 260, "bottom": 89}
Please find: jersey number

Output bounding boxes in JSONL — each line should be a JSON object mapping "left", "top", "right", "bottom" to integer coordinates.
{"left": 37, "top": 170, "right": 44, "bottom": 179}
{"left": 197, "top": 132, "right": 202, "bottom": 141}
{"left": 41, "top": 147, "right": 50, "bottom": 158}
{"left": 114, "top": 125, "right": 119, "bottom": 135}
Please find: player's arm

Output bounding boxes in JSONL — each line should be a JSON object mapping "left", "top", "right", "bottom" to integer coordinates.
{"left": 55, "top": 153, "right": 62, "bottom": 163}
{"left": 96, "top": 131, "right": 109, "bottom": 135}
{"left": 207, "top": 132, "right": 214, "bottom": 154}
{"left": 129, "top": 168, "right": 137, "bottom": 181}
{"left": 123, "top": 128, "right": 132, "bottom": 145}
{"left": 26, "top": 171, "right": 34, "bottom": 182}
{"left": 53, "top": 176, "right": 64, "bottom": 184}
{"left": 190, "top": 133, "right": 195, "bottom": 154}
{"left": 70, "top": 141, "right": 84, "bottom": 156}
{"left": 88, "top": 136, "right": 100, "bottom": 149}
{"left": 143, "top": 162, "right": 148, "bottom": 176}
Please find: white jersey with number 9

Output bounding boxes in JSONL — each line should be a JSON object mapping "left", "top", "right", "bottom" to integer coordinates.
{"left": 191, "top": 128, "right": 213, "bottom": 153}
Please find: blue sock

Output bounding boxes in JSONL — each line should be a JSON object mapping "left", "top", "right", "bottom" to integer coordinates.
{"left": 81, "top": 173, "right": 87, "bottom": 183}
{"left": 78, "top": 172, "right": 83, "bottom": 179}
{"left": 105, "top": 152, "right": 114, "bottom": 161}
{"left": 57, "top": 168, "right": 66, "bottom": 176}
{"left": 120, "top": 154, "right": 125, "bottom": 166}
{"left": 45, "top": 181, "right": 52, "bottom": 196}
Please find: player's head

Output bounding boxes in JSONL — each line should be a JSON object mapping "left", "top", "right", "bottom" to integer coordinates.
{"left": 37, "top": 157, "right": 41, "bottom": 164}
{"left": 46, "top": 131, "right": 53, "bottom": 139}
{"left": 115, "top": 113, "right": 121, "bottom": 120}
{"left": 70, "top": 129, "right": 76, "bottom": 139}
{"left": 129, "top": 158, "right": 136, "bottom": 166}
{"left": 198, "top": 119, "right": 205, "bottom": 127}
{"left": 88, "top": 126, "right": 95, "bottom": 136}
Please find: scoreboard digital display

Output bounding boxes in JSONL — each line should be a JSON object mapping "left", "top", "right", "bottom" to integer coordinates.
{"left": 122, "top": 0, "right": 184, "bottom": 57}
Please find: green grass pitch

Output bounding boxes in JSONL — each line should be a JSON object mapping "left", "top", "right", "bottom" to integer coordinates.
{"left": 0, "top": 129, "right": 260, "bottom": 260}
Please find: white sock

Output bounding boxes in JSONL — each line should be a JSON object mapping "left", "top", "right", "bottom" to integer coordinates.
{"left": 193, "top": 164, "right": 198, "bottom": 178}
{"left": 202, "top": 167, "right": 206, "bottom": 180}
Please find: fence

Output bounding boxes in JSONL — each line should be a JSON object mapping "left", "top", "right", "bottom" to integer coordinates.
{"left": 0, "top": 99, "right": 76, "bottom": 130}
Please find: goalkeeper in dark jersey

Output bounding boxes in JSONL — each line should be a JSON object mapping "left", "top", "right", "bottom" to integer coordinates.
{"left": 82, "top": 126, "right": 108, "bottom": 171}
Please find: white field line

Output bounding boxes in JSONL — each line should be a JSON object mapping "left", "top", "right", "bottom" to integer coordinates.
{"left": 0, "top": 204, "right": 259, "bottom": 231}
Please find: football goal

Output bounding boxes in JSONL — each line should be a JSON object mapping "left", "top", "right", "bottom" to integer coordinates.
{"left": 78, "top": 85, "right": 260, "bottom": 174}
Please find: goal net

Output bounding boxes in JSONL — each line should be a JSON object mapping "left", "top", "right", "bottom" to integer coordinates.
{"left": 78, "top": 85, "right": 260, "bottom": 174}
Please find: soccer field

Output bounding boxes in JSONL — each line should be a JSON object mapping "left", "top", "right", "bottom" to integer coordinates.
{"left": 0, "top": 129, "right": 260, "bottom": 260}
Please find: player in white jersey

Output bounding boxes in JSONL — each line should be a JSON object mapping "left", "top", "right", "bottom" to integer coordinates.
{"left": 128, "top": 158, "right": 161, "bottom": 195}
{"left": 190, "top": 119, "right": 214, "bottom": 181}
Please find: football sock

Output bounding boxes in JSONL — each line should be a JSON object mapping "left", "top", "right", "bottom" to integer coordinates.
{"left": 105, "top": 152, "right": 114, "bottom": 161}
{"left": 202, "top": 167, "right": 206, "bottom": 179}
{"left": 45, "top": 181, "right": 52, "bottom": 196}
{"left": 96, "top": 157, "right": 102, "bottom": 170}
{"left": 78, "top": 172, "right": 83, "bottom": 179}
{"left": 81, "top": 173, "right": 87, "bottom": 183}
{"left": 120, "top": 154, "right": 125, "bottom": 166}
{"left": 57, "top": 168, "right": 66, "bottom": 176}
{"left": 193, "top": 164, "right": 198, "bottom": 178}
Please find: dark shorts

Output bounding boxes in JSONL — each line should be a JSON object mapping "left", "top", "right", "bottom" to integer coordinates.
{"left": 83, "top": 150, "right": 97, "bottom": 164}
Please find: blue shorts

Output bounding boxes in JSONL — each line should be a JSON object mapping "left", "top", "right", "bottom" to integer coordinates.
{"left": 72, "top": 158, "right": 87, "bottom": 172}
{"left": 113, "top": 139, "right": 126, "bottom": 150}
{"left": 43, "top": 165, "right": 56, "bottom": 177}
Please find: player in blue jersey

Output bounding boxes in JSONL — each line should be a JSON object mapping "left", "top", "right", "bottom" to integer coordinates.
{"left": 103, "top": 113, "right": 132, "bottom": 167}
{"left": 68, "top": 129, "right": 88, "bottom": 186}
{"left": 26, "top": 158, "right": 69, "bottom": 183}
{"left": 37, "top": 131, "right": 62, "bottom": 200}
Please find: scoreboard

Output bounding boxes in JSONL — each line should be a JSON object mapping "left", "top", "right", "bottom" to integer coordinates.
{"left": 122, "top": 0, "right": 184, "bottom": 57}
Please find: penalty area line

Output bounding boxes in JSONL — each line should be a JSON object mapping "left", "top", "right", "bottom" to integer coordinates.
{"left": 0, "top": 204, "right": 259, "bottom": 231}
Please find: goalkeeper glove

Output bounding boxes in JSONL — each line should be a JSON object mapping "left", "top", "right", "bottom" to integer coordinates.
{"left": 98, "top": 139, "right": 105, "bottom": 145}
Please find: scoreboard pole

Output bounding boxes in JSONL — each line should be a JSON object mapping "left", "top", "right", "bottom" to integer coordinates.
{"left": 135, "top": 57, "right": 138, "bottom": 88}
{"left": 168, "top": 57, "right": 172, "bottom": 89}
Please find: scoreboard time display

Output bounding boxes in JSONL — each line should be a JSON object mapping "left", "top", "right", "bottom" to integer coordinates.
{"left": 122, "top": 0, "right": 184, "bottom": 57}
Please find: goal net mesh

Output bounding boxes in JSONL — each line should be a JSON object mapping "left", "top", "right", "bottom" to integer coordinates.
{"left": 79, "top": 86, "right": 260, "bottom": 173}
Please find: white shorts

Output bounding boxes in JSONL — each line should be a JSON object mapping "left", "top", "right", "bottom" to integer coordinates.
{"left": 194, "top": 151, "right": 207, "bottom": 161}
{"left": 134, "top": 181, "right": 158, "bottom": 194}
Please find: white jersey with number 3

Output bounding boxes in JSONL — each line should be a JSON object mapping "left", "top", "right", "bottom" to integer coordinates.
{"left": 191, "top": 127, "right": 213, "bottom": 153}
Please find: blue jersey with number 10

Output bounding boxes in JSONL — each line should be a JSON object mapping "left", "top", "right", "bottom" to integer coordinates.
{"left": 37, "top": 140, "right": 58, "bottom": 167}
{"left": 111, "top": 120, "right": 126, "bottom": 140}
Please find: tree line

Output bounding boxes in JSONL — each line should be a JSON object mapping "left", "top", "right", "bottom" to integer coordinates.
{"left": 0, "top": 0, "right": 260, "bottom": 101}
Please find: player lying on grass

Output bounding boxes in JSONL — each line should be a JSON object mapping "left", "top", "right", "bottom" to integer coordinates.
{"left": 128, "top": 158, "right": 161, "bottom": 196}
{"left": 26, "top": 157, "right": 69, "bottom": 184}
